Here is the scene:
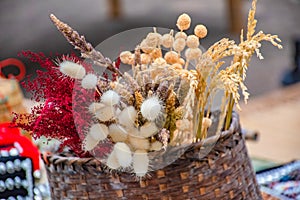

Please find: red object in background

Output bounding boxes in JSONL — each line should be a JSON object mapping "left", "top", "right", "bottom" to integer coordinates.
{"left": 0, "top": 122, "right": 40, "bottom": 173}
{"left": 0, "top": 58, "right": 26, "bottom": 81}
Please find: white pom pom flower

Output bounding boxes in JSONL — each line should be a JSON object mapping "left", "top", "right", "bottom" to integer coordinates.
{"left": 133, "top": 150, "right": 149, "bottom": 177}
{"left": 59, "top": 61, "right": 86, "bottom": 79}
{"left": 81, "top": 74, "right": 98, "bottom": 89}
{"left": 101, "top": 90, "right": 120, "bottom": 106}
{"left": 114, "top": 142, "right": 132, "bottom": 168}
{"left": 140, "top": 96, "right": 162, "bottom": 121}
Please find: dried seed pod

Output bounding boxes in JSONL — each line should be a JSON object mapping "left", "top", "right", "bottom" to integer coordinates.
{"left": 114, "top": 142, "right": 132, "bottom": 168}
{"left": 141, "top": 53, "right": 151, "bottom": 64}
{"left": 81, "top": 73, "right": 98, "bottom": 89}
{"left": 149, "top": 48, "right": 162, "bottom": 60}
{"left": 176, "top": 119, "right": 191, "bottom": 131}
{"left": 176, "top": 13, "right": 191, "bottom": 31}
{"left": 108, "top": 124, "right": 128, "bottom": 142}
{"left": 95, "top": 106, "right": 115, "bottom": 121}
{"left": 139, "top": 122, "right": 158, "bottom": 138}
{"left": 101, "top": 90, "right": 120, "bottom": 106}
{"left": 175, "top": 32, "right": 187, "bottom": 40}
{"left": 161, "top": 33, "right": 174, "bottom": 48}
{"left": 106, "top": 151, "right": 120, "bottom": 170}
{"left": 173, "top": 38, "right": 186, "bottom": 53}
{"left": 133, "top": 150, "right": 149, "bottom": 177}
{"left": 59, "top": 61, "right": 86, "bottom": 79}
{"left": 186, "top": 35, "right": 199, "bottom": 48}
{"left": 164, "top": 51, "right": 180, "bottom": 64}
{"left": 128, "top": 135, "right": 150, "bottom": 150}
{"left": 185, "top": 48, "right": 202, "bottom": 60}
{"left": 147, "top": 32, "right": 162, "bottom": 47}
{"left": 150, "top": 141, "right": 163, "bottom": 151}
{"left": 194, "top": 24, "right": 208, "bottom": 38}
{"left": 89, "top": 123, "right": 109, "bottom": 141}
{"left": 83, "top": 133, "right": 99, "bottom": 151}
{"left": 88, "top": 102, "right": 106, "bottom": 114}
{"left": 120, "top": 51, "right": 134, "bottom": 65}
{"left": 118, "top": 106, "right": 137, "bottom": 128}
{"left": 140, "top": 39, "right": 154, "bottom": 53}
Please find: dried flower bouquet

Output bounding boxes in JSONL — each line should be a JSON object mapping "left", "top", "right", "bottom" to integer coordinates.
{"left": 15, "top": 0, "right": 281, "bottom": 178}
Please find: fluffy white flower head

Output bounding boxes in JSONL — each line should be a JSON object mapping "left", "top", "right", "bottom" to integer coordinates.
{"left": 81, "top": 74, "right": 98, "bottom": 89}
{"left": 140, "top": 96, "right": 162, "bottom": 121}
{"left": 59, "top": 61, "right": 86, "bottom": 79}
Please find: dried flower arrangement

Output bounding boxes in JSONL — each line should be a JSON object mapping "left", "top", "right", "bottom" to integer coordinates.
{"left": 15, "top": 0, "right": 282, "bottom": 177}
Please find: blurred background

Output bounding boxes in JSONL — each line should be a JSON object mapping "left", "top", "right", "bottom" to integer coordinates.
{"left": 1, "top": 0, "right": 299, "bottom": 97}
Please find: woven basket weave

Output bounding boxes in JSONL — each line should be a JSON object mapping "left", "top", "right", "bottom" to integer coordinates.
{"left": 43, "top": 113, "right": 262, "bottom": 200}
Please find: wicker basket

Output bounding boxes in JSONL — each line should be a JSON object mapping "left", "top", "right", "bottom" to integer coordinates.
{"left": 42, "top": 113, "right": 262, "bottom": 200}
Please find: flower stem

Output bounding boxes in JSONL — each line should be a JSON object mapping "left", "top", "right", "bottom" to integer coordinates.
{"left": 224, "top": 94, "right": 234, "bottom": 130}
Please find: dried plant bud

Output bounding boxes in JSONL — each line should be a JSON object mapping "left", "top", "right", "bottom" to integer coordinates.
{"left": 161, "top": 33, "right": 174, "bottom": 48}
{"left": 101, "top": 90, "right": 120, "bottom": 106}
{"left": 145, "top": 32, "right": 162, "bottom": 47}
{"left": 176, "top": 13, "right": 191, "bottom": 31}
{"left": 153, "top": 57, "right": 167, "bottom": 67}
{"left": 133, "top": 150, "right": 149, "bottom": 177}
{"left": 173, "top": 38, "right": 186, "bottom": 53}
{"left": 118, "top": 106, "right": 137, "bottom": 128}
{"left": 128, "top": 135, "right": 150, "bottom": 150}
{"left": 150, "top": 48, "right": 162, "bottom": 60}
{"left": 59, "top": 61, "right": 86, "bottom": 79}
{"left": 170, "top": 63, "right": 182, "bottom": 70}
{"left": 150, "top": 141, "right": 163, "bottom": 151}
{"left": 141, "top": 96, "right": 162, "bottom": 121}
{"left": 194, "top": 24, "right": 208, "bottom": 38}
{"left": 106, "top": 151, "right": 121, "bottom": 170}
{"left": 141, "top": 53, "right": 151, "bottom": 64}
{"left": 88, "top": 102, "right": 106, "bottom": 114}
{"left": 83, "top": 133, "right": 99, "bottom": 151}
{"left": 108, "top": 124, "right": 128, "bottom": 142}
{"left": 175, "top": 32, "right": 187, "bottom": 40}
{"left": 186, "top": 35, "right": 199, "bottom": 48}
{"left": 120, "top": 51, "right": 134, "bottom": 65}
{"left": 176, "top": 119, "right": 191, "bottom": 131}
{"left": 139, "top": 122, "right": 158, "bottom": 138}
{"left": 178, "top": 58, "right": 185, "bottom": 66}
{"left": 140, "top": 39, "right": 154, "bottom": 53}
{"left": 95, "top": 106, "right": 115, "bottom": 121}
{"left": 81, "top": 74, "right": 98, "bottom": 89}
{"left": 114, "top": 142, "right": 132, "bottom": 168}
{"left": 202, "top": 117, "right": 212, "bottom": 128}
{"left": 185, "top": 48, "right": 202, "bottom": 60}
{"left": 164, "top": 51, "right": 180, "bottom": 64}
{"left": 89, "top": 123, "right": 109, "bottom": 141}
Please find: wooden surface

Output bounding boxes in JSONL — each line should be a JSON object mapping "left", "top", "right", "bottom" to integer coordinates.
{"left": 240, "top": 83, "right": 300, "bottom": 163}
